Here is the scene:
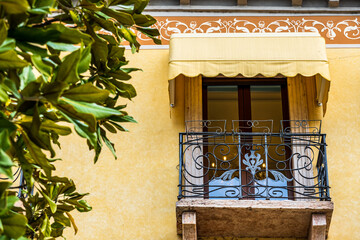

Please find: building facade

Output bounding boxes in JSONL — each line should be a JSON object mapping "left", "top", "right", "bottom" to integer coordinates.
{"left": 56, "top": 1, "right": 360, "bottom": 239}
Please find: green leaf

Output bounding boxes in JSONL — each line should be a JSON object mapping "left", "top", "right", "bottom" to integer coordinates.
{"left": 133, "top": 0, "right": 149, "bottom": 13}
{"left": 1, "top": 78, "right": 20, "bottom": 99}
{"left": 60, "top": 97, "right": 121, "bottom": 119}
{"left": 101, "top": 8, "right": 135, "bottom": 26}
{"left": 65, "top": 199, "right": 92, "bottom": 212}
{"left": 19, "top": 65, "right": 36, "bottom": 90}
{"left": 0, "top": 50, "right": 29, "bottom": 69}
{"left": 33, "top": 0, "right": 56, "bottom": 11}
{"left": 133, "top": 14, "right": 156, "bottom": 27}
{"left": 0, "top": 182, "right": 11, "bottom": 196}
{"left": 46, "top": 24, "right": 93, "bottom": 45}
{"left": 108, "top": 121, "right": 128, "bottom": 132}
{"left": 22, "top": 131, "right": 54, "bottom": 176}
{"left": 0, "top": 128, "right": 12, "bottom": 152}
{"left": 39, "top": 190, "right": 57, "bottom": 214}
{"left": 65, "top": 212, "right": 78, "bottom": 234}
{"left": 0, "top": 20, "right": 7, "bottom": 46}
{"left": 57, "top": 204, "right": 75, "bottom": 212}
{"left": 108, "top": 50, "right": 127, "bottom": 70}
{"left": 0, "top": 87, "right": 8, "bottom": 103}
{"left": 0, "top": 128, "right": 14, "bottom": 178}
{"left": 91, "top": 36, "right": 108, "bottom": 71}
{"left": 90, "top": 13, "right": 119, "bottom": 41}
{"left": 3, "top": 195, "right": 19, "bottom": 210}
{"left": 93, "top": 132, "right": 102, "bottom": 163}
{"left": 41, "top": 120, "right": 72, "bottom": 136}
{"left": 69, "top": 10, "right": 82, "bottom": 26}
{"left": 102, "top": 122, "right": 116, "bottom": 133}
{"left": 0, "top": 219, "right": 3, "bottom": 235}
{"left": 12, "top": 138, "right": 34, "bottom": 189}
{"left": 20, "top": 78, "right": 42, "bottom": 98}
{"left": 53, "top": 212, "right": 71, "bottom": 227}
{"left": 0, "top": 150, "right": 13, "bottom": 178}
{"left": 0, "top": 39, "right": 15, "bottom": 54}
{"left": 135, "top": 26, "right": 160, "bottom": 37}
{"left": 135, "top": 27, "right": 161, "bottom": 44}
{"left": 47, "top": 175, "right": 70, "bottom": 183}
{"left": 55, "top": 48, "right": 81, "bottom": 84}
{"left": 122, "top": 67, "right": 141, "bottom": 74}
{"left": 98, "top": 34, "right": 117, "bottom": 45}
{"left": 40, "top": 213, "right": 51, "bottom": 237}
{"left": 56, "top": 0, "right": 72, "bottom": 8}
{"left": 31, "top": 55, "right": 52, "bottom": 81}
{"left": 15, "top": 237, "right": 28, "bottom": 240}
{"left": 109, "top": 45, "right": 125, "bottom": 60}
{"left": 56, "top": 102, "right": 96, "bottom": 132}
{"left": 28, "top": 7, "right": 50, "bottom": 15}
{"left": 100, "top": 128, "right": 117, "bottom": 159}
{"left": 62, "top": 83, "right": 109, "bottom": 103}
{"left": 46, "top": 42, "right": 78, "bottom": 52}
{"left": 42, "top": 81, "right": 68, "bottom": 102}
{"left": 56, "top": 105, "right": 97, "bottom": 147}
{"left": 110, "top": 3, "right": 134, "bottom": 12}
{"left": 79, "top": 0, "right": 103, "bottom": 11}
{"left": 0, "top": 0, "right": 30, "bottom": 14}
{"left": 78, "top": 45, "right": 91, "bottom": 74}
{"left": 107, "top": 70, "right": 131, "bottom": 80}
{"left": 110, "top": 114, "right": 137, "bottom": 123}
{"left": 114, "top": 0, "right": 148, "bottom": 14}
{"left": 8, "top": 27, "right": 61, "bottom": 45}
{"left": 118, "top": 25, "right": 136, "bottom": 44}
{"left": 0, "top": 113, "right": 16, "bottom": 133}
{"left": 2, "top": 213, "right": 27, "bottom": 239}
{"left": 26, "top": 104, "right": 55, "bottom": 157}
{"left": 109, "top": 79, "right": 136, "bottom": 99}
{"left": 17, "top": 41, "right": 48, "bottom": 57}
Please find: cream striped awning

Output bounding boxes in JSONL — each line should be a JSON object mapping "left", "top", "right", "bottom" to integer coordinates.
{"left": 168, "top": 33, "right": 330, "bottom": 110}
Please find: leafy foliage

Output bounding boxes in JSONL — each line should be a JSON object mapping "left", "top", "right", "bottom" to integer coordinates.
{"left": 0, "top": 0, "right": 160, "bottom": 239}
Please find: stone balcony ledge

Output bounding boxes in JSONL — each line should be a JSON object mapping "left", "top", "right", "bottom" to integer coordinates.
{"left": 176, "top": 199, "right": 334, "bottom": 238}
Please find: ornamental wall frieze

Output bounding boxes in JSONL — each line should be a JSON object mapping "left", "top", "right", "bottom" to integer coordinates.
{"left": 136, "top": 16, "right": 360, "bottom": 45}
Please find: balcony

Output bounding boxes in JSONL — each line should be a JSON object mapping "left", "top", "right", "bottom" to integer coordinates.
{"left": 176, "top": 120, "right": 333, "bottom": 239}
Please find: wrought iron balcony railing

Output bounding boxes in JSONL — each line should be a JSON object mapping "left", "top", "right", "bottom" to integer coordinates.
{"left": 178, "top": 120, "right": 330, "bottom": 201}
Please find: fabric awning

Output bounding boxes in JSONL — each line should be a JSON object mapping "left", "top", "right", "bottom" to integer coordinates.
{"left": 168, "top": 33, "right": 330, "bottom": 111}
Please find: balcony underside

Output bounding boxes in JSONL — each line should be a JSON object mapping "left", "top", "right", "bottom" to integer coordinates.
{"left": 176, "top": 199, "right": 334, "bottom": 238}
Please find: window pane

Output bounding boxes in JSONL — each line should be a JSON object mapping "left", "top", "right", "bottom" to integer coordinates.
{"left": 250, "top": 85, "right": 283, "bottom": 133}
{"left": 207, "top": 85, "right": 239, "bottom": 181}
{"left": 250, "top": 85, "right": 288, "bottom": 183}
{"left": 207, "top": 85, "right": 238, "bottom": 131}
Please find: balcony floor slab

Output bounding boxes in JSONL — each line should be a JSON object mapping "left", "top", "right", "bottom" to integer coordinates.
{"left": 176, "top": 199, "right": 334, "bottom": 238}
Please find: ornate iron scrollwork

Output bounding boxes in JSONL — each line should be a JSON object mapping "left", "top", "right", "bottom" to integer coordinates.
{"left": 178, "top": 120, "right": 330, "bottom": 201}
{"left": 243, "top": 150, "right": 263, "bottom": 176}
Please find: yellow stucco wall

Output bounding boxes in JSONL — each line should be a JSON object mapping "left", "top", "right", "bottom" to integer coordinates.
{"left": 54, "top": 48, "right": 360, "bottom": 239}
{"left": 323, "top": 48, "right": 360, "bottom": 239}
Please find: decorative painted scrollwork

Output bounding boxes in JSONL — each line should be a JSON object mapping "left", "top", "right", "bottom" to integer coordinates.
{"left": 136, "top": 17, "right": 360, "bottom": 45}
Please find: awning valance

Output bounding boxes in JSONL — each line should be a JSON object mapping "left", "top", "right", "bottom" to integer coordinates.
{"left": 168, "top": 33, "right": 331, "bottom": 110}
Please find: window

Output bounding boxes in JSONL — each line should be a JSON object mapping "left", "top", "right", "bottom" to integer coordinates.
{"left": 201, "top": 78, "right": 293, "bottom": 199}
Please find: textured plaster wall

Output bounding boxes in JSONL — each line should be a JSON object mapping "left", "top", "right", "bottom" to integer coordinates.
{"left": 323, "top": 48, "right": 360, "bottom": 240}
{"left": 56, "top": 49, "right": 183, "bottom": 240}
{"left": 54, "top": 48, "right": 360, "bottom": 240}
